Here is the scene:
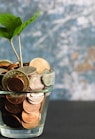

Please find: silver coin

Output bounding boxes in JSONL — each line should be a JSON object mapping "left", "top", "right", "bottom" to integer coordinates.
{"left": 29, "top": 74, "right": 44, "bottom": 90}
{"left": 18, "top": 66, "right": 36, "bottom": 76}
{"left": 42, "top": 70, "right": 55, "bottom": 86}
{"left": 27, "top": 93, "right": 44, "bottom": 104}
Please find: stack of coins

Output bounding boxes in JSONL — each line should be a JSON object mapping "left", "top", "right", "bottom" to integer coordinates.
{"left": 2, "top": 94, "right": 26, "bottom": 128}
{"left": 1, "top": 93, "right": 45, "bottom": 129}
{"left": 21, "top": 92, "right": 44, "bottom": 129}
{"left": 21, "top": 111, "right": 40, "bottom": 129}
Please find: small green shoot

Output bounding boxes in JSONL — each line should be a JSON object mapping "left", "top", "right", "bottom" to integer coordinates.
{"left": 0, "top": 11, "right": 40, "bottom": 67}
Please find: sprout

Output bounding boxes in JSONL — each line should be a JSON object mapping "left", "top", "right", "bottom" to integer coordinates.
{"left": 0, "top": 11, "right": 40, "bottom": 67}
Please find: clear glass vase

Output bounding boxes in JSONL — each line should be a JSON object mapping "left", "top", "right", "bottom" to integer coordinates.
{"left": 0, "top": 86, "right": 53, "bottom": 138}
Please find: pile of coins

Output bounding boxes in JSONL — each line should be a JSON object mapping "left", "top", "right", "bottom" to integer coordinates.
{"left": 2, "top": 93, "right": 44, "bottom": 129}
{"left": 0, "top": 58, "right": 55, "bottom": 129}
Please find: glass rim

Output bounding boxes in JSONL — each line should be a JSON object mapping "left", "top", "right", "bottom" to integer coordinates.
{"left": 0, "top": 85, "right": 54, "bottom": 95}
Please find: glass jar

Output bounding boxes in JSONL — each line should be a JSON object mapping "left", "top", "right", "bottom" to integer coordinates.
{"left": 0, "top": 86, "right": 53, "bottom": 138}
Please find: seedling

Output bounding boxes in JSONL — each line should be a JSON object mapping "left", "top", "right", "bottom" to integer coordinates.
{"left": 0, "top": 11, "right": 40, "bottom": 67}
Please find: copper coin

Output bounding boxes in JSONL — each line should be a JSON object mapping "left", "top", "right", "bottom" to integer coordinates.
{"left": 0, "top": 68, "right": 8, "bottom": 74}
{"left": 21, "top": 119, "right": 39, "bottom": 129}
{"left": 5, "top": 100, "right": 23, "bottom": 114}
{"left": 2, "top": 113, "right": 21, "bottom": 128}
{"left": 0, "top": 94, "right": 6, "bottom": 110}
{"left": 29, "top": 57, "right": 50, "bottom": 74}
{"left": 7, "top": 77, "right": 25, "bottom": 92}
{"left": 6, "top": 94, "right": 26, "bottom": 104}
{"left": 22, "top": 111, "right": 41, "bottom": 123}
{"left": 0, "top": 60, "right": 12, "bottom": 68}
{"left": 2, "top": 69, "right": 29, "bottom": 91}
{"left": 23, "top": 99, "right": 41, "bottom": 113}
{"left": 7, "top": 63, "right": 19, "bottom": 70}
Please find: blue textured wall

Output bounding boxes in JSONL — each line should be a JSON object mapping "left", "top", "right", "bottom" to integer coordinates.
{"left": 0, "top": 0, "right": 95, "bottom": 100}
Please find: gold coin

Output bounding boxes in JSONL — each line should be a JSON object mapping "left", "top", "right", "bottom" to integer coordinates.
{"left": 29, "top": 58, "right": 50, "bottom": 74}
{"left": 2, "top": 69, "right": 29, "bottom": 92}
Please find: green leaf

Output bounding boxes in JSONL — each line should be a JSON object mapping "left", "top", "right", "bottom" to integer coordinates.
{"left": 0, "top": 27, "right": 10, "bottom": 39}
{"left": 0, "top": 13, "right": 17, "bottom": 29}
{"left": 0, "top": 13, "right": 22, "bottom": 39}
{"left": 13, "top": 11, "right": 40, "bottom": 38}
{"left": 0, "top": 11, "right": 40, "bottom": 39}
{"left": 15, "top": 17, "right": 22, "bottom": 28}
{"left": 8, "top": 17, "right": 22, "bottom": 39}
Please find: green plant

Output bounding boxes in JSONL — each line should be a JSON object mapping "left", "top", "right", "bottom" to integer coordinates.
{"left": 0, "top": 11, "right": 40, "bottom": 67}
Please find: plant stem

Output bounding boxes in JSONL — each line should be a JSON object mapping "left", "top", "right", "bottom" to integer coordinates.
{"left": 10, "top": 39, "right": 20, "bottom": 62}
{"left": 18, "top": 35, "right": 23, "bottom": 67}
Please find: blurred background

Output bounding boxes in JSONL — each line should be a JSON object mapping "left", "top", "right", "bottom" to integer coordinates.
{"left": 0, "top": 0, "right": 95, "bottom": 100}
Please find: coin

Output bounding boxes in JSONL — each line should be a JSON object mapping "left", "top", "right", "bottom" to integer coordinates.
{"left": 2, "top": 113, "right": 21, "bottom": 128}
{"left": 22, "top": 111, "right": 41, "bottom": 123}
{"left": 6, "top": 94, "right": 26, "bottom": 104}
{"left": 0, "top": 60, "right": 12, "bottom": 68}
{"left": 29, "top": 74, "right": 44, "bottom": 90}
{"left": 0, "top": 68, "right": 8, "bottom": 74}
{"left": 5, "top": 100, "right": 23, "bottom": 114}
{"left": 21, "top": 119, "right": 39, "bottom": 129}
{"left": 27, "top": 93, "right": 44, "bottom": 104}
{"left": 7, "top": 63, "right": 19, "bottom": 70}
{"left": 0, "top": 68, "right": 8, "bottom": 86}
{"left": 42, "top": 70, "right": 55, "bottom": 86}
{"left": 7, "top": 77, "right": 26, "bottom": 92}
{"left": 2, "top": 69, "right": 29, "bottom": 92}
{"left": 18, "top": 66, "right": 36, "bottom": 76}
{"left": 7, "top": 77, "right": 25, "bottom": 92}
{"left": 23, "top": 99, "right": 41, "bottom": 113}
{"left": 0, "top": 94, "right": 6, "bottom": 110}
{"left": 29, "top": 58, "right": 50, "bottom": 74}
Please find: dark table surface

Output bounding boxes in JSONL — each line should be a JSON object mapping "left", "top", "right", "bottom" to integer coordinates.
{"left": 1, "top": 100, "right": 95, "bottom": 139}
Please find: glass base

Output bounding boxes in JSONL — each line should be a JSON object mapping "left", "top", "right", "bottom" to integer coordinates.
{"left": 0, "top": 91, "right": 51, "bottom": 138}
{"left": 0, "top": 124, "right": 44, "bottom": 138}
